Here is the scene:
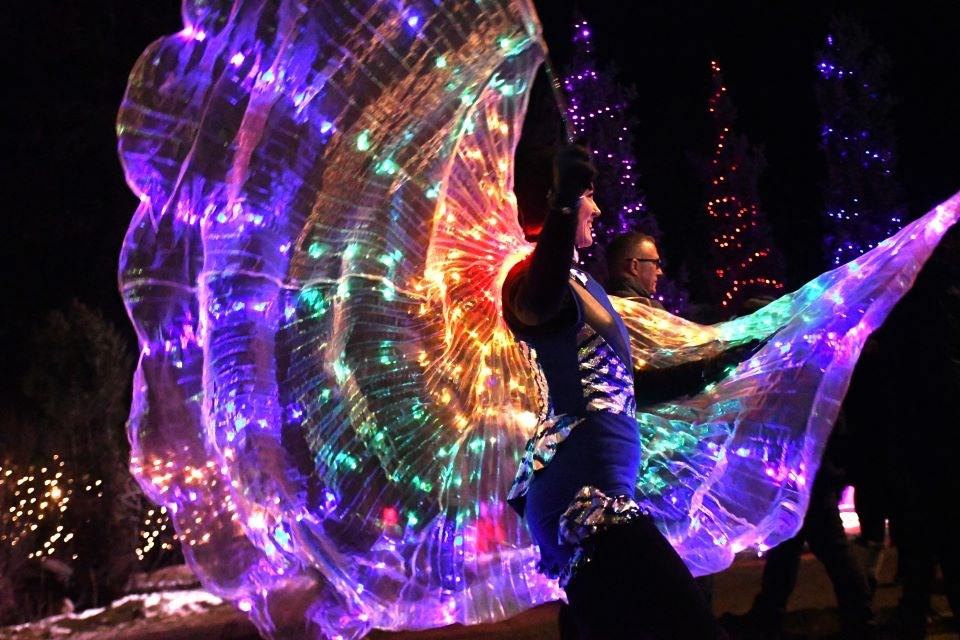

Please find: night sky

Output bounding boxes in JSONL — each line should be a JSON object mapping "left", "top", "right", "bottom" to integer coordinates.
{"left": 3, "top": 1, "right": 959, "bottom": 385}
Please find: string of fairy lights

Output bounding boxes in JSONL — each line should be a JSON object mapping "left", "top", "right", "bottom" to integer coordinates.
{"left": 815, "top": 26, "right": 904, "bottom": 267}
{"left": 561, "top": 19, "right": 653, "bottom": 254}
{"left": 1, "top": 457, "right": 179, "bottom": 568}
{"left": 1, "top": 456, "right": 73, "bottom": 560}
{"left": 136, "top": 506, "right": 176, "bottom": 561}
{"left": 704, "top": 60, "right": 783, "bottom": 310}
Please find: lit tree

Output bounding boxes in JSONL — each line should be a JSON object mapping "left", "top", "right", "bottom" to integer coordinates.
{"left": 815, "top": 16, "right": 905, "bottom": 266}
{"left": 0, "top": 452, "right": 139, "bottom": 622}
{"left": 702, "top": 60, "right": 785, "bottom": 313}
{"left": 561, "top": 18, "right": 658, "bottom": 270}
{"left": 19, "top": 302, "right": 142, "bottom": 608}
{"left": 561, "top": 17, "right": 692, "bottom": 311}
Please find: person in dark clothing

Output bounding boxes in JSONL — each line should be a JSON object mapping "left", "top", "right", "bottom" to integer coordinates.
{"left": 867, "top": 221, "right": 960, "bottom": 639}
{"left": 503, "top": 142, "right": 757, "bottom": 639}
{"left": 843, "top": 338, "right": 893, "bottom": 598}
{"left": 605, "top": 231, "right": 665, "bottom": 309}
{"left": 720, "top": 296, "right": 875, "bottom": 639}
{"left": 719, "top": 418, "right": 875, "bottom": 639}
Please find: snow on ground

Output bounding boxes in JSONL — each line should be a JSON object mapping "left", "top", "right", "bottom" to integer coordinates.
{"left": 0, "top": 566, "right": 260, "bottom": 640}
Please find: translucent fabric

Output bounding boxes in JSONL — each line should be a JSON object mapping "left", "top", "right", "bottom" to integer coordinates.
{"left": 116, "top": 0, "right": 960, "bottom": 636}
{"left": 614, "top": 193, "right": 959, "bottom": 576}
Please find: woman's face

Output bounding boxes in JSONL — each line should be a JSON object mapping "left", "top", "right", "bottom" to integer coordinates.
{"left": 574, "top": 189, "right": 601, "bottom": 249}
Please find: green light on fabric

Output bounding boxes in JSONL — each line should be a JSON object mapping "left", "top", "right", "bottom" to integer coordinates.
{"left": 357, "top": 130, "right": 372, "bottom": 151}
{"left": 377, "top": 158, "right": 398, "bottom": 175}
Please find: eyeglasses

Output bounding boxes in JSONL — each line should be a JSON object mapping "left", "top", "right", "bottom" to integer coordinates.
{"left": 627, "top": 257, "right": 662, "bottom": 267}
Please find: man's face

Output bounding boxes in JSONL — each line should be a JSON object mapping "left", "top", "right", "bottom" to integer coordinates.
{"left": 632, "top": 239, "right": 662, "bottom": 294}
{"left": 574, "top": 190, "right": 601, "bottom": 249}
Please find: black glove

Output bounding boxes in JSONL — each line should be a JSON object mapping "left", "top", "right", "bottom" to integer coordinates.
{"left": 550, "top": 142, "right": 597, "bottom": 210}
{"left": 702, "top": 337, "right": 766, "bottom": 385}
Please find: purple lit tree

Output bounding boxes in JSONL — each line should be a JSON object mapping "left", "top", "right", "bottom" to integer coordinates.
{"left": 561, "top": 20, "right": 656, "bottom": 257}
{"left": 815, "top": 16, "right": 906, "bottom": 267}
{"left": 561, "top": 18, "right": 690, "bottom": 311}
{"left": 701, "top": 60, "right": 785, "bottom": 314}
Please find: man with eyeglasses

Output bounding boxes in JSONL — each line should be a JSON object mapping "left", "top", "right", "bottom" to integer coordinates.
{"left": 605, "top": 231, "right": 665, "bottom": 309}
{"left": 604, "top": 229, "right": 730, "bottom": 610}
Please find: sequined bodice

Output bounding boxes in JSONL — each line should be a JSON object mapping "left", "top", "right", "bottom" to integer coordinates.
{"left": 506, "top": 268, "right": 636, "bottom": 512}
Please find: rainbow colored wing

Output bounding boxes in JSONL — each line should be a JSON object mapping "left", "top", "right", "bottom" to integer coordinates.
{"left": 119, "top": 1, "right": 553, "bottom": 637}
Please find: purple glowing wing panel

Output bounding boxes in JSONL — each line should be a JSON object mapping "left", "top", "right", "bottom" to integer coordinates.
{"left": 614, "top": 193, "right": 960, "bottom": 576}
{"left": 119, "top": 1, "right": 553, "bottom": 637}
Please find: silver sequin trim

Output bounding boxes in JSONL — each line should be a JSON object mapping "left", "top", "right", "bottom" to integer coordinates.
{"left": 556, "top": 485, "right": 645, "bottom": 587}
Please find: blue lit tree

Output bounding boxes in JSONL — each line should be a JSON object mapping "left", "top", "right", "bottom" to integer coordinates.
{"left": 815, "top": 16, "right": 906, "bottom": 267}
{"left": 701, "top": 60, "right": 785, "bottom": 314}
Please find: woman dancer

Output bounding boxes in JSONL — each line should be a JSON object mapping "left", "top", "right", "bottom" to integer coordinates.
{"left": 502, "top": 143, "right": 743, "bottom": 638}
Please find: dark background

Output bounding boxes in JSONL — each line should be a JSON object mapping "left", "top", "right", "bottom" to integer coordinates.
{"left": 535, "top": 1, "right": 960, "bottom": 293}
{"left": 3, "top": 1, "right": 959, "bottom": 389}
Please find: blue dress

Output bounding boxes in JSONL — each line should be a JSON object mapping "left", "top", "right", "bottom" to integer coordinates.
{"left": 504, "top": 265, "right": 640, "bottom": 578}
